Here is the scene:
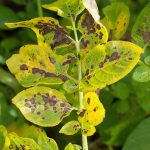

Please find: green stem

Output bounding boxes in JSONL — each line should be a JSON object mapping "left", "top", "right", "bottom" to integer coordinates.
{"left": 72, "top": 18, "right": 88, "bottom": 150}
{"left": 37, "top": 0, "right": 43, "bottom": 17}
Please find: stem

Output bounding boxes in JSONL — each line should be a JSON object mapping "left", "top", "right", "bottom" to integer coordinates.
{"left": 71, "top": 18, "right": 88, "bottom": 150}
{"left": 36, "top": 0, "right": 43, "bottom": 17}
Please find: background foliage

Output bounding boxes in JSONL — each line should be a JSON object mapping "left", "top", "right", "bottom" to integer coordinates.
{"left": 0, "top": 0, "right": 150, "bottom": 150}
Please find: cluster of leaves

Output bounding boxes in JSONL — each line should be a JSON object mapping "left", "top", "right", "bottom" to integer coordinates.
{"left": 0, "top": 0, "right": 150, "bottom": 150}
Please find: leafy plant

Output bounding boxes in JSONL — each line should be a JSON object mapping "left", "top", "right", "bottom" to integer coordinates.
{"left": 1, "top": 0, "right": 145, "bottom": 149}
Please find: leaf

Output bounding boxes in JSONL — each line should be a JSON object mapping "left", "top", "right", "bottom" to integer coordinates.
{"left": 123, "top": 118, "right": 150, "bottom": 150}
{"left": 65, "top": 143, "right": 82, "bottom": 150}
{"left": 81, "top": 123, "right": 96, "bottom": 136}
{"left": 133, "top": 66, "right": 150, "bottom": 82}
{"left": 78, "top": 92, "right": 105, "bottom": 126}
{"left": 12, "top": 0, "right": 26, "bottom": 5}
{"left": 5, "top": 17, "right": 73, "bottom": 51}
{"left": 144, "top": 55, "right": 150, "bottom": 66}
{"left": 42, "top": 0, "right": 84, "bottom": 19}
{"left": 6, "top": 45, "right": 71, "bottom": 87}
{"left": 0, "top": 6, "right": 19, "bottom": 29}
{"left": 131, "top": 2, "right": 150, "bottom": 47}
{"left": 59, "top": 120, "right": 80, "bottom": 135}
{"left": 6, "top": 133, "right": 40, "bottom": 150}
{"left": 23, "top": 125, "right": 59, "bottom": 150}
{"left": 12, "top": 86, "right": 74, "bottom": 127}
{"left": 0, "top": 125, "right": 7, "bottom": 149}
{"left": 103, "top": 2, "right": 130, "bottom": 40}
{"left": 78, "top": 12, "right": 108, "bottom": 49}
{"left": 82, "top": 0, "right": 100, "bottom": 23}
{"left": 81, "top": 41, "right": 143, "bottom": 91}
{"left": 63, "top": 80, "right": 78, "bottom": 93}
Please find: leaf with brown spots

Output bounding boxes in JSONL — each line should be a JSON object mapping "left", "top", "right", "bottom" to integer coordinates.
{"left": 12, "top": 86, "right": 74, "bottom": 127}
{"left": 6, "top": 45, "right": 72, "bottom": 87}
{"left": 6, "top": 133, "right": 40, "bottom": 150}
{"left": 42, "top": 0, "right": 84, "bottom": 19}
{"left": 78, "top": 12, "right": 108, "bottom": 49}
{"left": 81, "top": 41, "right": 143, "bottom": 92}
{"left": 59, "top": 120, "right": 81, "bottom": 135}
{"left": 102, "top": 2, "right": 130, "bottom": 40}
{"left": 5, "top": 17, "right": 73, "bottom": 51}
{"left": 132, "top": 2, "right": 150, "bottom": 48}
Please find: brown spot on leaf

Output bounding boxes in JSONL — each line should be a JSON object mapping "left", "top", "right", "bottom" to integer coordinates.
{"left": 81, "top": 38, "right": 90, "bottom": 49}
{"left": 79, "top": 110, "right": 86, "bottom": 117}
{"left": 20, "top": 64, "right": 28, "bottom": 70}
{"left": 87, "top": 98, "right": 90, "bottom": 104}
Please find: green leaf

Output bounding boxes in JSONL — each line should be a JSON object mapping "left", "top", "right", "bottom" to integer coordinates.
{"left": 64, "top": 143, "right": 82, "bottom": 150}
{"left": 6, "top": 133, "right": 40, "bottom": 150}
{"left": 123, "top": 118, "right": 150, "bottom": 150}
{"left": 82, "top": 0, "right": 100, "bottom": 23}
{"left": 12, "top": 86, "right": 74, "bottom": 127}
{"left": 131, "top": 2, "right": 150, "bottom": 48}
{"left": 0, "top": 125, "right": 7, "bottom": 149}
{"left": 78, "top": 12, "right": 108, "bottom": 49}
{"left": 81, "top": 41, "right": 143, "bottom": 91}
{"left": 6, "top": 45, "right": 69, "bottom": 87}
{"left": 133, "top": 66, "right": 150, "bottom": 82}
{"left": 63, "top": 80, "right": 78, "bottom": 93}
{"left": 0, "top": 6, "right": 19, "bottom": 29}
{"left": 59, "top": 120, "right": 80, "bottom": 135}
{"left": 144, "top": 55, "right": 150, "bottom": 66}
{"left": 5, "top": 17, "right": 73, "bottom": 51}
{"left": 103, "top": 2, "right": 130, "bottom": 40}
{"left": 42, "top": 0, "right": 84, "bottom": 19}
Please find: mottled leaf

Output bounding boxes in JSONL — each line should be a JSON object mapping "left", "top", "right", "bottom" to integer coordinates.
{"left": 0, "top": 125, "right": 7, "bottom": 149}
{"left": 5, "top": 17, "right": 73, "bottom": 50}
{"left": 81, "top": 41, "right": 143, "bottom": 91}
{"left": 103, "top": 2, "right": 130, "bottom": 40}
{"left": 6, "top": 133, "right": 40, "bottom": 150}
{"left": 82, "top": 0, "right": 100, "bottom": 23}
{"left": 42, "top": 0, "right": 84, "bottom": 19}
{"left": 132, "top": 2, "right": 150, "bottom": 47}
{"left": 6, "top": 45, "right": 72, "bottom": 87}
{"left": 65, "top": 143, "right": 82, "bottom": 150}
{"left": 59, "top": 120, "right": 80, "bottom": 135}
{"left": 78, "top": 12, "right": 108, "bottom": 49}
{"left": 133, "top": 66, "right": 150, "bottom": 82}
{"left": 12, "top": 86, "right": 74, "bottom": 127}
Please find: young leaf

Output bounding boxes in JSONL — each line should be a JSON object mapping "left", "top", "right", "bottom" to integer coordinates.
{"left": 42, "top": 0, "right": 84, "bottom": 19}
{"left": 131, "top": 2, "right": 150, "bottom": 48}
{"left": 0, "top": 125, "right": 7, "bottom": 149}
{"left": 133, "top": 66, "right": 150, "bottom": 82}
{"left": 12, "top": 86, "right": 74, "bottom": 127}
{"left": 63, "top": 80, "right": 78, "bottom": 93}
{"left": 78, "top": 12, "right": 108, "bottom": 49}
{"left": 59, "top": 120, "right": 81, "bottom": 135}
{"left": 65, "top": 143, "right": 82, "bottom": 150}
{"left": 81, "top": 41, "right": 143, "bottom": 91}
{"left": 6, "top": 45, "right": 71, "bottom": 87}
{"left": 144, "top": 55, "right": 150, "bottom": 66}
{"left": 5, "top": 17, "right": 73, "bottom": 51}
{"left": 103, "top": 2, "right": 130, "bottom": 40}
{"left": 6, "top": 133, "right": 40, "bottom": 150}
{"left": 81, "top": 124, "right": 96, "bottom": 136}
{"left": 82, "top": 0, "right": 100, "bottom": 23}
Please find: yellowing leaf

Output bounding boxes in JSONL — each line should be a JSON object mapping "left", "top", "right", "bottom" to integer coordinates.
{"left": 78, "top": 92, "right": 105, "bottom": 127}
{"left": 65, "top": 143, "right": 82, "bottom": 150}
{"left": 6, "top": 133, "right": 40, "bottom": 150}
{"left": 59, "top": 120, "right": 80, "bottom": 135}
{"left": 78, "top": 12, "right": 108, "bottom": 49}
{"left": 81, "top": 41, "right": 143, "bottom": 91}
{"left": 12, "top": 86, "right": 74, "bottom": 127}
{"left": 103, "top": 2, "right": 130, "bottom": 40}
{"left": 6, "top": 45, "right": 73, "bottom": 87}
{"left": 42, "top": 0, "right": 84, "bottom": 19}
{"left": 5, "top": 17, "right": 73, "bottom": 50}
{"left": 0, "top": 125, "right": 7, "bottom": 149}
{"left": 82, "top": 0, "right": 100, "bottom": 23}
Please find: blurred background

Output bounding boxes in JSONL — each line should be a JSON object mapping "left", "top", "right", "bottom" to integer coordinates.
{"left": 0, "top": 0, "right": 150, "bottom": 150}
